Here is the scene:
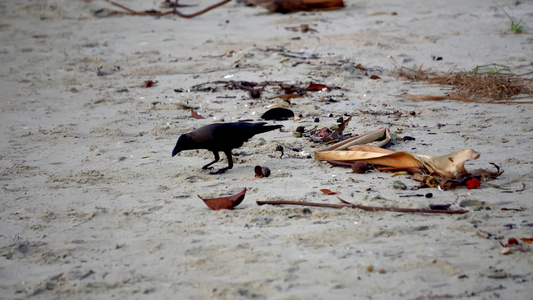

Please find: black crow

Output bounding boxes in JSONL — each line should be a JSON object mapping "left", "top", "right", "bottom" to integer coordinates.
{"left": 172, "top": 122, "right": 282, "bottom": 174}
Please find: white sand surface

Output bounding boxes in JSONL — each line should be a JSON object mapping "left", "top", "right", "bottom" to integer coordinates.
{"left": 1, "top": 0, "right": 532, "bottom": 298}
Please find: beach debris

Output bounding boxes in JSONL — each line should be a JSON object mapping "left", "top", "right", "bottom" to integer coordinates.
{"left": 501, "top": 247, "right": 511, "bottom": 255}
{"left": 306, "top": 83, "right": 331, "bottom": 92}
{"left": 251, "top": 0, "right": 345, "bottom": 13}
{"left": 501, "top": 207, "right": 524, "bottom": 211}
{"left": 317, "top": 128, "right": 391, "bottom": 150}
{"left": 276, "top": 145, "right": 284, "bottom": 157}
{"left": 466, "top": 177, "right": 481, "bottom": 189}
{"left": 310, "top": 114, "right": 355, "bottom": 143}
{"left": 268, "top": 93, "right": 304, "bottom": 101}
{"left": 499, "top": 237, "right": 528, "bottom": 253}
{"left": 256, "top": 198, "right": 468, "bottom": 214}
{"left": 428, "top": 204, "right": 450, "bottom": 210}
{"left": 476, "top": 229, "right": 492, "bottom": 239}
{"left": 392, "top": 59, "right": 533, "bottom": 103}
{"left": 141, "top": 80, "right": 157, "bottom": 88}
{"left": 397, "top": 94, "right": 533, "bottom": 104}
{"left": 96, "top": 0, "right": 231, "bottom": 18}
{"left": 399, "top": 136, "right": 416, "bottom": 142}
{"left": 191, "top": 108, "right": 205, "bottom": 119}
{"left": 254, "top": 166, "right": 271, "bottom": 178}
{"left": 351, "top": 161, "right": 369, "bottom": 174}
{"left": 188, "top": 80, "right": 339, "bottom": 100}
{"left": 261, "top": 107, "right": 295, "bottom": 120}
{"left": 284, "top": 24, "right": 318, "bottom": 33}
{"left": 198, "top": 188, "right": 247, "bottom": 210}
{"left": 316, "top": 129, "right": 503, "bottom": 189}
{"left": 390, "top": 171, "right": 407, "bottom": 177}
{"left": 392, "top": 180, "right": 407, "bottom": 190}
{"left": 320, "top": 189, "right": 339, "bottom": 195}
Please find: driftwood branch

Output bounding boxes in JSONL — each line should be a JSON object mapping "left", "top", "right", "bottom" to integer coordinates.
{"left": 256, "top": 197, "right": 468, "bottom": 214}
{"left": 103, "top": 0, "right": 232, "bottom": 18}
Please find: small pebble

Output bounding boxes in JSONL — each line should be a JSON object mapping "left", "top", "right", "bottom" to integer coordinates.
{"left": 392, "top": 180, "right": 407, "bottom": 190}
{"left": 425, "top": 193, "right": 433, "bottom": 198}
{"left": 314, "top": 117, "right": 320, "bottom": 122}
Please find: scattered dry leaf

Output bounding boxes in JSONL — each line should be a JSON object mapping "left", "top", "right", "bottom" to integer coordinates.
{"left": 198, "top": 188, "right": 247, "bottom": 210}
{"left": 191, "top": 108, "right": 205, "bottom": 119}
{"left": 320, "top": 189, "right": 339, "bottom": 195}
{"left": 307, "top": 83, "right": 331, "bottom": 91}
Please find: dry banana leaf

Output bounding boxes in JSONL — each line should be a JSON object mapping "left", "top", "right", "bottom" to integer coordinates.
{"left": 314, "top": 127, "right": 496, "bottom": 178}
{"left": 316, "top": 146, "right": 481, "bottom": 178}
{"left": 321, "top": 128, "right": 391, "bottom": 151}
{"left": 251, "top": 0, "right": 345, "bottom": 13}
{"left": 412, "top": 148, "right": 480, "bottom": 178}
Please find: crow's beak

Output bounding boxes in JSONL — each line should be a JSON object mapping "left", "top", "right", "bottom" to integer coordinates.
{"left": 172, "top": 146, "right": 180, "bottom": 157}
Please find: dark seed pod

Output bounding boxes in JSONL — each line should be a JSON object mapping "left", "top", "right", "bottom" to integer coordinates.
{"left": 261, "top": 167, "right": 271, "bottom": 177}
{"left": 254, "top": 165, "right": 271, "bottom": 178}
{"left": 352, "top": 161, "right": 369, "bottom": 174}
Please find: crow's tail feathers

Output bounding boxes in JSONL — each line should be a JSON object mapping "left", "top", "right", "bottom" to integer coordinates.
{"left": 254, "top": 123, "right": 283, "bottom": 135}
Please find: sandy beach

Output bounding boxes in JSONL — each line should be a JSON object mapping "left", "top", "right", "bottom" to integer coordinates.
{"left": 1, "top": 0, "right": 532, "bottom": 298}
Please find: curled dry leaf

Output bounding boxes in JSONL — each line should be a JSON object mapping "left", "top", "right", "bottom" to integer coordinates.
{"left": 198, "top": 188, "right": 247, "bottom": 210}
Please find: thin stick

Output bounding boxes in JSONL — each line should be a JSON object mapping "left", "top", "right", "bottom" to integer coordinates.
{"left": 256, "top": 198, "right": 468, "bottom": 214}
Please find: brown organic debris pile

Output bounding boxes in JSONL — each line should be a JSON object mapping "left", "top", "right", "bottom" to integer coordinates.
{"left": 393, "top": 61, "right": 533, "bottom": 104}
{"left": 428, "top": 70, "right": 532, "bottom": 101}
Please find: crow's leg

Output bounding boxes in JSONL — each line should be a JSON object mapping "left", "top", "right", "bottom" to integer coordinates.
{"left": 202, "top": 151, "right": 220, "bottom": 170}
{"left": 209, "top": 150, "right": 233, "bottom": 175}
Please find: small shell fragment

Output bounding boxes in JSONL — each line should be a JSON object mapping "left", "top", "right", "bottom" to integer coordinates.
{"left": 501, "top": 247, "right": 511, "bottom": 255}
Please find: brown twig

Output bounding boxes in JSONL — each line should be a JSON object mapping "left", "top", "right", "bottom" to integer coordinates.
{"left": 326, "top": 160, "right": 354, "bottom": 167}
{"left": 103, "top": 0, "right": 231, "bottom": 18}
{"left": 256, "top": 198, "right": 468, "bottom": 214}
